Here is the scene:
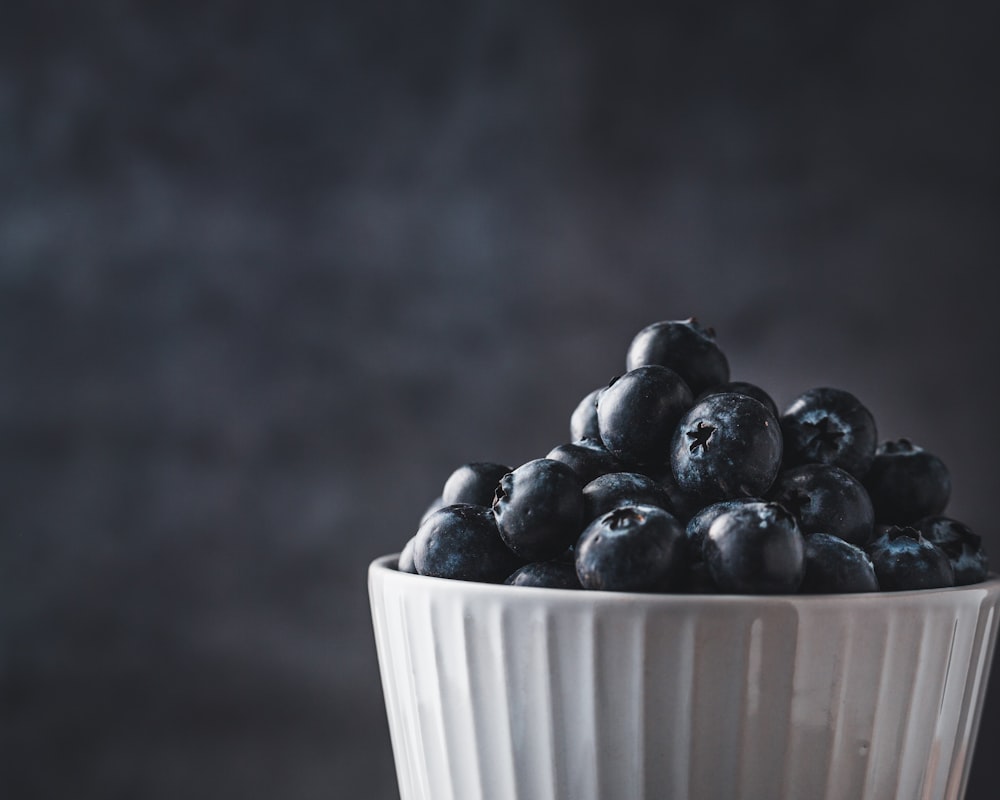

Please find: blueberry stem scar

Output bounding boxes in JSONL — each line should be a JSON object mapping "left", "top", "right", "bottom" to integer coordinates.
{"left": 686, "top": 422, "right": 716, "bottom": 453}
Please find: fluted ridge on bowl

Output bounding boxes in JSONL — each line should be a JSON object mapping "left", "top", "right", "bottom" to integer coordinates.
{"left": 369, "top": 557, "right": 1000, "bottom": 800}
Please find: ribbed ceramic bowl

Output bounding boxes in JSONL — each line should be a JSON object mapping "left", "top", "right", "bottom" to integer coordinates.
{"left": 369, "top": 555, "right": 1000, "bottom": 800}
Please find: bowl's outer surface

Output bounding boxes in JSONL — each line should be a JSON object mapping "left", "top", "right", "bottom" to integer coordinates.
{"left": 369, "top": 556, "right": 1000, "bottom": 800}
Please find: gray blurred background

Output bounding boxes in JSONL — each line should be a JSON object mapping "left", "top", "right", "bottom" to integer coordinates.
{"left": 3, "top": 1, "right": 999, "bottom": 798}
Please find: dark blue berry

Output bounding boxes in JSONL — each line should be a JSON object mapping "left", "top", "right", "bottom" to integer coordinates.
{"left": 685, "top": 498, "right": 762, "bottom": 564}
{"left": 575, "top": 504, "right": 687, "bottom": 592}
{"left": 863, "top": 439, "right": 951, "bottom": 524}
{"left": 703, "top": 501, "right": 805, "bottom": 593}
{"left": 404, "top": 317, "right": 976, "bottom": 598}
{"left": 546, "top": 438, "right": 624, "bottom": 485}
{"left": 913, "top": 516, "right": 989, "bottom": 585}
{"left": 570, "top": 387, "right": 603, "bottom": 441}
{"left": 781, "top": 388, "right": 877, "bottom": 479}
{"left": 414, "top": 504, "right": 524, "bottom": 582}
{"left": 505, "top": 561, "right": 583, "bottom": 589}
{"left": 801, "top": 533, "right": 879, "bottom": 593}
{"left": 582, "top": 471, "right": 674, "bottom": 523}
{"left": 670, "top": 393, "right": 783, "bottom": 502}
{"left": 493, "top": 458, "right": 586, "bottom": 561}
{"left": 597, "top": 365, "right": 693, "bottom": 468}
{"left": 865, "top": 526, "right": 955, "bottom": 590}
{"left": 442, "top": 462, "right": 512, "bottom": 507}
{"left": 697, "top": 381, "right": 779, "bottom": 420}
{"left": 768, "top": 464, "right": 874, "bottom": 546}
{"left": 626, "top": 318, "right": 730, "bottom": 396}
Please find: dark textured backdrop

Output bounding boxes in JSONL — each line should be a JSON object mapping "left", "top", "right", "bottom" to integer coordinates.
{"left": 3, "top": 2, "right": 999, "bottom": 798}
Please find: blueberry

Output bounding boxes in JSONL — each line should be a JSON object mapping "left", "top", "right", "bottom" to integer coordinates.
{"left": 409, "top": 317, "right": 974, "bottom": 596}
{"left": 397, "top": 536, "right": 419, "bottom": 574}
{"left": 493, "top": 458, "right": 586, "bottom": 561}
{"left": 582, "top": 471, "right": 675, "bottom": 523}
{"left": 414, "top": 504, "right": 524, "bottom": 582}
{"left": 441, "top": 462, "right": 512, "bottom": 508}
{"left": 800, "top": 533, "right": 879, "bottom": 593}
{"left": 781, "top": 388, "right": 877, "bottom": 479}
{"left": 546, "top": 438, "right": 624, "bottom": 485}
{"left": 863, "top": 439, "right": 951, "bottom": 524}
{"left": 696, "top": 381, "right": 779, "bottom": 420}
{"left": 626, "top": 318, "right": 730, "bottom": 396}
{"left": 685, "top": 497, "right": 762, "bottom": 564}
{"left": 670, "top": 393, "right": 783, "bottom": 502}
{"left": 570, "top": 387, "right": 604, "bottom": 441}
{"left": 597, "top": 365, "right": 693, "bottom": 468}
{"left": 505, "top": 561, "right": 583, "bottom": 589}
{"left": 768, "top": 464, "right": 874, "bottom": 547}
{"left": 913, "top": 516, "right": 989, "bottom": 585}
{"left": 865, "top": 526, "right": 955, "bottom": 590}
{"left": 575, "top": 504, "right": 687, "bottom": 592}
{"left": 703, "top": 501, "right": 805, "bottom": 594}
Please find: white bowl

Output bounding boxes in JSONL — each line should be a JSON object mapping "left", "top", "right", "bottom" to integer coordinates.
{"left": 369, "top": 555, "right": 1000, "bottom": 800}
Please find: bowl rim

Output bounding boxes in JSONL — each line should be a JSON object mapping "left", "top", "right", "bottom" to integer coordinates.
{"left": 370, "top": 553, "right": 1000, "bottom": 606}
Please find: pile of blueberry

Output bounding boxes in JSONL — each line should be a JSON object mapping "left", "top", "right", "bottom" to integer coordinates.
{"left": 398, "top": 319, "right": 990, "bottom": 593}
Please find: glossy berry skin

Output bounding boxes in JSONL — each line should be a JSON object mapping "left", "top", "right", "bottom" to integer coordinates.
{"left": 546, "top": 438, "right": 624, "bottom": 485}
{"left": 597, "top": 365, "right": 693, "bottom": 469}
{"left": 493, "top": 458, "right": 586, "bottom": 562}
{"left": 863, "top": 439, "right": 951, "bottom": 524}
{"left": 800, "top": 533, "right": 879, "bottom": 593}
{"left": 703, "top": 501, "right": 805, "bottom": 594}
{"left": 768, "top": 464, "right": 874, "bottom": 547}
{"left": 414, "top": 504, "right": 524, "bottom": 582}
{"left": 670, "top": 393, "right": 782, "bottom": 503}
{"left": 397, "top": 536, "right": 419, "bottom": 574}
{"left": 685, "top": 498, "right": 762, "bottom": 564}
{"left": 697, "top": 381, "right": 779, "bottom": 420}
{"left": 442, "top": 462, "right": 512, "bottom": 507}
{"left": 914, "top": 516, "right": 989, "bottom": 585}
{"left": 781, "top": 388, "right": 877, "bottom": 479}
{"left": 505, "top": 561, "right": 583, "bottom": 589}
{"left": 625, "top": 318, "right": 730, "bottom": 396}
{"left": 575, "top": 504, "right": 687, "bottom": 592}
{"left": 865, "top": 526, "right": 955, "bottom": 591}
{"left": 582, "top": 471, "right": 674, "bottom": 523}
{"left": 570, "top": 387, "right": 603, "bottom": 441}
